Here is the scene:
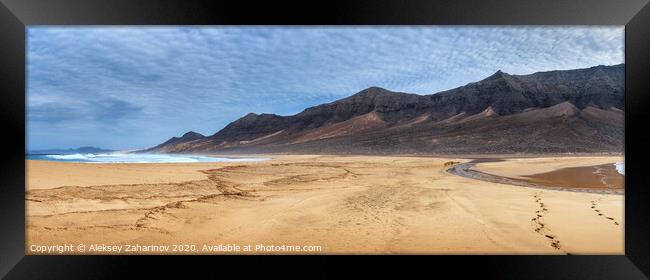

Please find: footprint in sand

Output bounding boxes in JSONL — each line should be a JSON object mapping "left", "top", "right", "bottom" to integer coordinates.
{"left": 531, "top": 192, "right": 565, "bottom": 253}
{"left": 590, "top": 199, "right": 619, "bottom": 226}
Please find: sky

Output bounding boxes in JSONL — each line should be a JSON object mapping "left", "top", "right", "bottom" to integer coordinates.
{"left": 27, "top": 26, "right": 624, "bottom": 151}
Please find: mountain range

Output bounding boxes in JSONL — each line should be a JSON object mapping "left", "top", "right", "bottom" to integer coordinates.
{"left": 144, "top": 64, "right": 624, "bottom": 155}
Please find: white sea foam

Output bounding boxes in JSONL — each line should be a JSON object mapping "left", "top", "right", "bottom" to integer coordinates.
{"left": 46, "top": 154, "right": 95, "bottom": 160}
{"left": 42, "top": 153, "right": 268, "bottom": 163}
{"left": 614, "top": 162, "right": 624, "bottom": 175}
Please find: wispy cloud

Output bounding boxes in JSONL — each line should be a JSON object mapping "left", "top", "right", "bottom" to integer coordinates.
{"left": 27, "top": 26, "right": 624, "bottom": 150}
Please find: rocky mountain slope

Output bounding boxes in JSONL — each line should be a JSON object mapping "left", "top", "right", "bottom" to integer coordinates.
{"left": 144, "top": 64, "right": 624, "bottom": 154}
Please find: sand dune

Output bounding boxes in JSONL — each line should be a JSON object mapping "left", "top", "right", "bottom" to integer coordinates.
{"left": 26, "top": 155, "right": 623, "bottom": 254}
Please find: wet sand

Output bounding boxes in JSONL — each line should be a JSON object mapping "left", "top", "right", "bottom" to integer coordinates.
{"left": 26, "top": 155, "right": 624, "bottom": 255}
{"left": 472, "top": 156, "right": 624, "bottom": 180}
{"left": 523, "top": 164, "right": 623, "bottom": 190}
{"left": 451, "top": 159, "right": 623, "bottom": 194}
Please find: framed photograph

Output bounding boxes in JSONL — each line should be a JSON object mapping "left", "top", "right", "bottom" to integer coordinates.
{"left": 1, "top": 0, "right": 649, "bottom": 278}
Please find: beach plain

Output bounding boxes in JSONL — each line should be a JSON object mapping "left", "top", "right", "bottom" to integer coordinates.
{"left": 26, "top": 155, "right": 624, "bottom": 254}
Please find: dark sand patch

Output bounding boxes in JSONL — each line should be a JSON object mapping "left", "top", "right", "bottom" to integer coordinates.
{"left": 522, "top": 164, "right": 623, "bottom": 189}
{"left": 447, "top": 160, "right": 623, "bottom": 194}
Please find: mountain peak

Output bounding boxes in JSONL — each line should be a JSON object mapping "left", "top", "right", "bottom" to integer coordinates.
{"left": 482, "top": 70, "right": 512, "bottom": 81}
{"left": 181, "top": 131, "right": 204, "bottom": 138}
{"left": 239, "top": 112, "right": 259, "bottom": 122}
{"left": 354, "top": 86, "right": 392, "bottom": 96}
{"left": 341, "top": 87, "right": 399, "bottom": 103}
{"left": 364, "top": 86, "right": 388, "bottom": 91}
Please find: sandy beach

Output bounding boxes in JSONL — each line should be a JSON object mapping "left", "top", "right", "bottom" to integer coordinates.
{"left": 26, "top": 155, "right": 624, "bottom": 254}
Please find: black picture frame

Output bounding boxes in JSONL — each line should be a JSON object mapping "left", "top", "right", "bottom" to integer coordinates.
{"left": 1, "top": 0, "right": 649, "bottom": 278}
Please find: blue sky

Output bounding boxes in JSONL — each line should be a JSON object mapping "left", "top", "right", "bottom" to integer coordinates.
{"left": 27, "top": 26, "right": 624, "bottom": 150}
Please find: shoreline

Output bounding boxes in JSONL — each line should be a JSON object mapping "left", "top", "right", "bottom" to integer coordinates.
{"left": 27, "top": 151, "right": 625, "bottom": 162}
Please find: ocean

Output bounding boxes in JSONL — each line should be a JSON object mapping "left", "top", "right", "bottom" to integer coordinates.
{"left": 26, "top": 153, "right": 268, "bottom": 163}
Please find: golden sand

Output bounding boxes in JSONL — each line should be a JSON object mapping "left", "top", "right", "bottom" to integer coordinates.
{"left": 26, "top": 155, "right": 624, "bottom": 254}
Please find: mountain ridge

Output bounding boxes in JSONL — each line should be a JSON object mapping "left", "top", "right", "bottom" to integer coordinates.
{"left": 143, "top": 64, "right": 624, "bottom": 154}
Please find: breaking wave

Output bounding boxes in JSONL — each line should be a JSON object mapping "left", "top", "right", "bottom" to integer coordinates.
{"left": 29, "top": 153, "right": 268, "bottom": 163}
{"left": 614, "top": 162, "right": 624, "bottom": 175}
